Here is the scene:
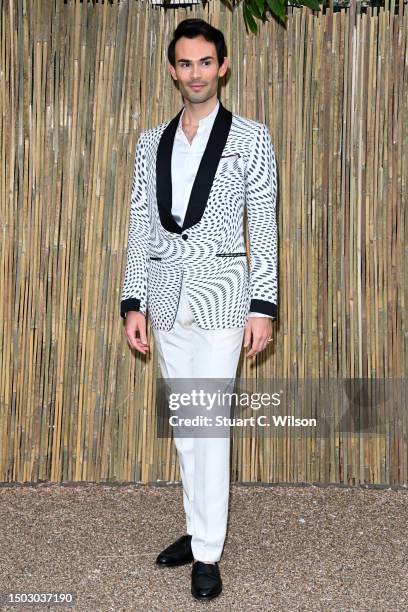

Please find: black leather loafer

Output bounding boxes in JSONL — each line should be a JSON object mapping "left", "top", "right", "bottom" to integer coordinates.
{"left": 191, "top": 561, "right": 222, "bottom": 600}
{"left": 155, "top": 534, "right": 193, "bottom": 567}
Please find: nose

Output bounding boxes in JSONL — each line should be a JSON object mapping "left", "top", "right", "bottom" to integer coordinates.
{"left": 191, "top": 62, "right": 202, "bottom": 79}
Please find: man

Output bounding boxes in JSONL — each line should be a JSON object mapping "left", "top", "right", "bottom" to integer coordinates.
{"left": 120, "top": 18, "right": 278, "bottom": 601}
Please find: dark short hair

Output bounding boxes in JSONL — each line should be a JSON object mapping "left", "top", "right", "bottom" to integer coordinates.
{"left": 167, "top": 18, "right": 227, "bottom": 68}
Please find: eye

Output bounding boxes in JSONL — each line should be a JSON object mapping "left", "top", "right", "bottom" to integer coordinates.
{"left": 179, "top": 60, "right": 212, "bottom": 68}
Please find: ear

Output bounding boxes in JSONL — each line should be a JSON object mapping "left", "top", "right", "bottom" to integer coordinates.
{"left": 218, "top": 56, "right": 229, "bottom": 78}
{"left": 168, "top": 61, "right": 177, "bottom": 81}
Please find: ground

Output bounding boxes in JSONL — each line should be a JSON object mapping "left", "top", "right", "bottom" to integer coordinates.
{"left": 0, "top": 482, "right": 407, "bottom": 611}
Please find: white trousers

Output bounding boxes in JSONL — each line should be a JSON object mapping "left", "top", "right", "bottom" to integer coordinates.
{"left": 152, "top": 276, "right": 245, "bottom": 562}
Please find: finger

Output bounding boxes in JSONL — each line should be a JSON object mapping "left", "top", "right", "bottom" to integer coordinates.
{"left": 127, "top": 337, "right": 148, "bottom": 354}
{"left": 248, "top": 334, "right": 272, "bottom": 357}
{"left": 136, "top": 339, "right": 149, "bottom": 352}
{"left": 138, "top": 321, "right": 148, "bottom": 346}
{"left": 126, "top": 330, "right": 149, "bottom": 353}
{"left": 243, "top": 324, "right": 252, "bottom": 348}
{"left": 246, "top": 337, "right": 262, "bottom": 357}
{"left": 136, "top": 345, "right": 149, "bottom": 355}
{"left": 261, "top": 338, "right": 273, "bottom": 352}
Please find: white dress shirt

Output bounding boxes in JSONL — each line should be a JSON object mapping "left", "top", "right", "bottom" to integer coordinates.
{"left": 171, "top": 99, "right": 271, "bottom": 320}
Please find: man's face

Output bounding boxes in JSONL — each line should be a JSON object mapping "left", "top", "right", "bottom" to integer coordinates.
{"left": 168, "top": 35, "right": 229, "bottom": 104}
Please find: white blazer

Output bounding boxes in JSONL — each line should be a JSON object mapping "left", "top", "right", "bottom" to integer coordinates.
{"left": 120, "top": 100, "right": 278, "bottom": 331}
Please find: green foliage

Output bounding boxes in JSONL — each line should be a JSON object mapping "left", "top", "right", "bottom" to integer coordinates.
{"left": 161, "top": 0, "right": 396, "bottom": 35}
{"left": 160, "top": 0, "right": 325, "bottom": 35}
{"left": 220, "top": 0, "right": 323, "bottom": 34}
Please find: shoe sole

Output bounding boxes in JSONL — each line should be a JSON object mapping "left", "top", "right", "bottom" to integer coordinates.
{"left": 155, "top": 557, "right": 194, "bottom": 567}
{"left": 191, "top": 587, "right": 222, "bottom": 600}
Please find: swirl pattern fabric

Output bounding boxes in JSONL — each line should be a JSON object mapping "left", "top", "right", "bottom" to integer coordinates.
{"left": 120, "top": 102, "right": 278, "bottom": 331}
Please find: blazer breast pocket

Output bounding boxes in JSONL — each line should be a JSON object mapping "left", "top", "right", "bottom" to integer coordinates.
{"left": 217, "top": 153, "right": 243, "bottom": 178}
{"left": 220, "top": 153, "right": 241, "bottom": 160}
{"left": 216, "top": 252, "right": 247, "bottom": 257}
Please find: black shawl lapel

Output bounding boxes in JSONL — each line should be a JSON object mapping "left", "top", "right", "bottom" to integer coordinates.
{"left": 156, "top": 106, "right": 184, "bottom": 234}
{"left": 156, "top": 100, "right": 233, "bottom": 234}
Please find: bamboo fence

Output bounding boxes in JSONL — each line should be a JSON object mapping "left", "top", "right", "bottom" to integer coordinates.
{"left": 0, "top": 0, "right": 407, "bottom": 484}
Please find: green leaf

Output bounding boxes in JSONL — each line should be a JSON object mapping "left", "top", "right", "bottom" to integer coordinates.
{"left": 248, "top": 0, "right": 264, "bottom": 19}
{"left": 301, "top": 0, "right": 321, "bottom": 10}
{"left": 243, "top": 2, "right": 258, "bottom": 34}
{"left": 254, "top": 0, "right": 266, "bottom": 14}
{"left": 265, "top": 0, "right": 286, "bottom": 21}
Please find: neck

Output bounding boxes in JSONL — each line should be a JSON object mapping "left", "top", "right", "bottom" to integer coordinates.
{"left": 181, "top": 95, "right": 219, "bottom": 127}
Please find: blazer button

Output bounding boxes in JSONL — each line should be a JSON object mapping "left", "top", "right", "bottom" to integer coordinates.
{"left": 182, "top": 234, "right": 188, "bottom": 240}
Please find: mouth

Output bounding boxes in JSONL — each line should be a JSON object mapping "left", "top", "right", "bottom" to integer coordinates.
{"left": 190, "top": 84, "right": 205, "bottom": 90}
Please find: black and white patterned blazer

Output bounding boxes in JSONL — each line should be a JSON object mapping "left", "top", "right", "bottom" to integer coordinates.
{"left": 120, "top": 100, "right": 278, "bottom": 331}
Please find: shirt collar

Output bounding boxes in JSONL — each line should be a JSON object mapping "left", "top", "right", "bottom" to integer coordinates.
{"left": 177, "top": 99, "right": 220, "bottom": 134}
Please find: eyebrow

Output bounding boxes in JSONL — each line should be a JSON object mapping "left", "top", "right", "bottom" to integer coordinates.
{"left": 176, "top": 56, "right": 214, "bottom": 63}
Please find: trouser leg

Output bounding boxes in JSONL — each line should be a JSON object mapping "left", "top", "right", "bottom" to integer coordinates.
{"left": 152, "top": 284, "right": 196, "bottom": 535}
{"left": 152, "top": 278, "right": 245, "bottom": 560}
{"left": 189, "top": 318, "right": 244, "bottom": 562}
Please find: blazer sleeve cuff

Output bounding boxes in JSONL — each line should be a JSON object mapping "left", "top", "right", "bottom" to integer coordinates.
{"left": 249, "top": 299, "right": 277, "bottom": 319}
{"left": 120, "top": 298, "right": 141, "bottom": 319}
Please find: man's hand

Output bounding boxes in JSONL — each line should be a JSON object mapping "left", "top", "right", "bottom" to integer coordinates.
{"left": 124, "top": 311, "right": 149, "bottom": 355}
{"left": 244, "top": 317, "right": 273, "bottom": 358}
